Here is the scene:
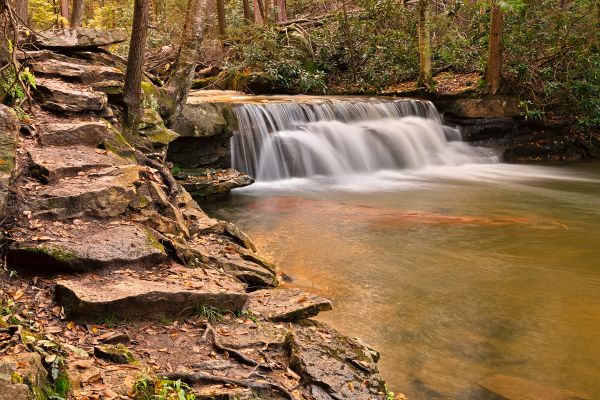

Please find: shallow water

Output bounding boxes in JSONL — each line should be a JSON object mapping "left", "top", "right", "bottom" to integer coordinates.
{"left": 204, "top": 161, "right": 600, "bottom": 399}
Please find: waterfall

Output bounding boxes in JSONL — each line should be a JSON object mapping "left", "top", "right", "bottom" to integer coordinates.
{"left": 231, "top": 99, "right": 497, "bottom": 181}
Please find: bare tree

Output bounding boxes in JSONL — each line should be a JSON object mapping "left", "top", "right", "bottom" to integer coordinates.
{"left": 242, "top": 0, "right": 251, "bottom": 22}
{"left": 70, "top": 0, "right": 84, "bottom": 27}
{"left": 59, "top": 0, "right": 69, "bottom": 26}
{"left": 253, "top": 0, "right": 264, "bottom": 24}
{"left": 164, "top": 0, "right": 208, "bottom": 125}
{"left": 123, "top": 0, "right": 150, "bottom": 123}
{"left": 416, "top": 0, "right": 434, "bottom": 91}
{"left": 275, "top": 0, "right": 286, "bottom": 22}
{"left": 14, "top": 0, "right": 26, "bottom": 24}
{"left": 484, "top": 1, "right": 503, "bottom": 94}
{"left": 216, "top": 0, "right": 226, "bottom": 35}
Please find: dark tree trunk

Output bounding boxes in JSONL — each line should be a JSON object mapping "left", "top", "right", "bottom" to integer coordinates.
{"left": 275, "top": 0, "right": 285, "bottom": 22}
{"left": 165, "top": 0, "right": 208, "bottom": 125}
{"left": 242, "top": 0, "right": 251, "bottom": 22}
{"left": 15, "top": 0, "right": 27, "bottom": 24}
{"left": 70, "top": 0, "right": 84, "bottom": 26}
{"left": 484, "top": 2, "right": 503, "bottom": 94}
{"left": 416, "top": 0, "right": 434, "bottom": 91}
{"left": 59, "top": 0, "right": 69, "bottom": 26}
{"left": 216, "top": 0, "right": 226, "bottom": 35}
{"left": 123, "top": 0, "right": 150, "bottom": 123}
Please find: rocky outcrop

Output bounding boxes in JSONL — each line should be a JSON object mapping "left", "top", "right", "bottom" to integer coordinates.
{"left": 27, "top": 28, "right": 127, "bottom": 50}
{"left": 175, "top": 167, "right": 254, "bottom": 200}
{"left": 35, "top": 79, "right": 108, "bottom": 113}
{"left": 0, "top": 353, "right": 50, "bottom": 400}
{"left": 38, "top": 121, "right": 111, "bottom": 147}
{"left": 437, "top": 97, "right": 521, "bottom": 119}
{"left": 0, "top": 105, "right": 18, "bottom": 221}
{"left": 245, "top": 288, "right": 333, "bottom": 321}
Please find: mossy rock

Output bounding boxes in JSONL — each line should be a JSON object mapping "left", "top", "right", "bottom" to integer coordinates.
{"left": 93, "top": 344, "right": 136, "bottom": 364}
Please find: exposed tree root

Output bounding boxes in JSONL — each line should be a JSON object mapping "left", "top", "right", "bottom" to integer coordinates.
{"left": 134, "top": 149, "right": 180, "bottom": 198}
{"left": 202, "top": 323, "right": 271, "bottom": 370}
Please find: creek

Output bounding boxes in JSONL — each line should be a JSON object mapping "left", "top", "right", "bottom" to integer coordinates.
{"left": 203, "top": 98, "right": 600, "bottom": 399}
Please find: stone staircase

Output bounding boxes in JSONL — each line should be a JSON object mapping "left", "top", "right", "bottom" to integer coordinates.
{"left": 0, "top": 28, "right": 388, "bottom": 400}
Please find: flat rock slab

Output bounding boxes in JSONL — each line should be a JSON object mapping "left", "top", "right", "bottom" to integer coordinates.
{"left": 177, "top": 168, "right": 254, "bottom": 199}
{"left": 478, "top": 374, "right": 591, "bottom": 400}
{"left": 216, "top": 322, "right": 289, "bottom": 349}
{"left": 29, "top": 165, "right": 140, "bottom": 219}
{"left": 35, "top": 78, "right": 107, "bottom": 113}
{"left": 39, "top": 121, "right": 111, "bottom": 147}
{"left": 55, "top": 270, "right": 248, "bottom": 320}
{"left": 29, "top": 28, "right": 127, "bottom": 49}
{"left": 31, "top": 60, "right": 124, "bottom": 84}
{"left": 245, "top": 288, "right": 332, "bottom": 322}
{"left": 288, "top": 324, "right": 386, "bottom": 400}
{"left": 8, "top": 223, "right": 166, "bottom": 272}
{"left": 29, "top": 146, "right": 129, "bottom": 182}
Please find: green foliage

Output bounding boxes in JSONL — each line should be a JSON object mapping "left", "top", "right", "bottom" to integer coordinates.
{"left": 29, "top": 0, "right": 57, "bottom": 29}
{"left": 131, "top": 376, "right": 196, "bottom": 400}
{"left": 0, "top": 67, "right": 36, "bottom": 105}
{"left": 196, "top": 305, "right": 224, "bottom": 323}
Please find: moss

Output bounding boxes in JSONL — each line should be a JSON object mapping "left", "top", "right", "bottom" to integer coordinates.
{"left": 141, "top": 81, "right": 160, "bottom": 111}
{"left": 53, "top": 371, "right": 70, "bottom": 398}
{"left": 22, "top": 245, "right": 77, "bottom": 262}
{"left": 11, "top": 371, "right": 24, "bottom": 384}
{"left": 96, "top": 344, "right": 137, "bottom": 364}
{"left": 144, "top": 229, "right": 165, "bottom": 253}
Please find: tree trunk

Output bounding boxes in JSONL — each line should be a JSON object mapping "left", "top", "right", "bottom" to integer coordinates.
{"left": 123, "top": 0, "right": 150, "bottom": 124}
{"left": 263, "top": 0, "right": 270, "bottom": 22}
{"left": 253, "top": 0, "right": 263, "bottom": 24}
{"left": 59, "top": 0, "right": 69, "bottom": 27}
{"left": 15, "top": 0, "right": 27, "bottom": 24}
{"left": 165, "top": 0, "right": 208, "bottom": 125}
{"left": 416, "top": 0, "right": 434, "bottom": 91}
{"left": 216, "top": 0, "right": 226, "bottom": 35}
{"left": 275, "top": 0, "right": 285, "bottom": 22}
{"left": 484, "top": 2, "right": 503, "bottom": 95}
{"left": 242, "top": 0, "right": 251, "bottom": 22}
{"left": 70, "top": 0, "right": 84, "bottom": 27}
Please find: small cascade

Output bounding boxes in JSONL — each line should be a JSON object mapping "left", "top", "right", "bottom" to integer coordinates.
{"left": 231, "top": 99, "right": 497, "bottom": 181}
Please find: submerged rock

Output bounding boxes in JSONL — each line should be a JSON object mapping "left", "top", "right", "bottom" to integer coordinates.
{"left": 478, "top": 374, "right": 590, "bottom": 400}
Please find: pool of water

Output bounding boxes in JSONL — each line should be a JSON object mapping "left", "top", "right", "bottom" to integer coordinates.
{"left": 203, "top": 161, "right": 600, "bottom": 399}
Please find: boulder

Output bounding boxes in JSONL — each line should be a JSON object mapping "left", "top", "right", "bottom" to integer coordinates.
{"left": 35, "top": 78, "right": 107, "bottom": 113}
{"left": 176, "top": 168, "right": 254, "bottom": 200}
{"left": 8, "top": 223, "right": 167, "bottom": 272}
{"left": 38, "top": 121, "right": 111, "bottom": 147}
{"left": 288, "top": 323, "right": 386, "bottom": 400}
{"left": 54, "top": 268, "right": 248, "bottom": 320}
{"left": 0, "top": 105, "right": 18, "bottom": 222}
{"left": 171, "top": 103, "right": 237, "bottom": 138}
{"left": 438, "top": 97, "right": 521, "bottom": 119}
{"left": 245, "top": 288, "right": 332, "bottom": 322}
{"left": 0, "top": 352, "right": 49, "bottom": 400}
{"left": 28, "top": 145, "right": 129, "bottom": 183}
{"left": 478, "top": 374, "right": 590, "bottom": 400}
{"left": 29, "top": 28, "right": 127, "bottom": 49}
{"left": 28, "top": 164, "right": 140, "bottom": 219}
{"left": 93, "top": 344, "right": 136, "bottom": 364}
{"left": 30, "top": 60, "right": 124, "bottom": 84}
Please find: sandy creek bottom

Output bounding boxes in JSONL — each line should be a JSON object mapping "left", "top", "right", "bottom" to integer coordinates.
{"left": 204, "top": 161, "right": 600, "bottom": 399}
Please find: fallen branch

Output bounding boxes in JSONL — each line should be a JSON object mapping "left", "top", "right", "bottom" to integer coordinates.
{"left": 161, "top": 371, "right": 294, "bottom": 400}
{"left": 134, "top": 149, "right": 180, "bottom": 198}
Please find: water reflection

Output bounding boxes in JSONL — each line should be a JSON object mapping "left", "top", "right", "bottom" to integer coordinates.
{"left": 204, "top": 161, "right": 600, "bottom": 399}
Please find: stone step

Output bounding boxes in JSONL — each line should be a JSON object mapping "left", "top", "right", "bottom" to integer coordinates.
{"left": 8, "top": 222, "right": 167, "bottom": 272}
{"left": 27, "top": 28, "right": 127, "bottom": 50}
{"left": 244, "top": 288, "right": 332, "bottom": 322}
{"left": 54, "top": 265, "right": 248, "bottom": 320}
{"left": 31, "top": 60, "right": 124, "bottom": 84}
{"left": 28, "top": 145, "right": 129, "bottom": 183}
{"left": 38, "top": 121, "right": 111, "bottom": 147}
{"left": 35, "top": 78, "right": 107, "bottom": 113}
{"left": 25, "top": 164, "right": 140, "bottom": 219}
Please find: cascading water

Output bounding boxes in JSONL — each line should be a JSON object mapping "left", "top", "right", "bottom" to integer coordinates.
{"left": 231, "top": 99, "right": 498, "bottom": 181}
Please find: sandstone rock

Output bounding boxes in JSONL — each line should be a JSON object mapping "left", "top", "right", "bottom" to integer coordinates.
{"left": 211, "top": 256, "right": 276, "bottom": 288}
{"left": 0, "top": 105, "right": 18, "bottom": 222}
{"left": 29, "top": 28, "right": 127, "bottom": 49}
{"left": 216, "top": 322, "right": 289, "bottom": 349}
{"left": 29, "top": 165, "right": 140, "bottom": 219}
{"left": 478, "top": 374, "right": 590, "bottom": 400}
{"left": 38, "top": 121, "right": 111, "bottom": 147}
{"left": 28, "top": 145, "right": 129, "bottom": 183}
{"left": 0, "top": 352, "right": 49, "bottom": 400}
{"left": 31, "top": 60, "right": 124, "bottom": 84}
{"left": 172, "top": 103, "right": 237, "bottom": 138}
{"left": 67, "top": 358, "right": 146, "bottom": 399}
{"left": 54, "top": 269, "right": 248, "bottom": 320}
{"left": 177, "top": 168, "right": 254, "bottom": 199}
{"left": 440, "top": 97, "right": 521, "bottom": 119}
{"left": 9, "top": 223, "right": 166, "bottom": 272}
{"left": 245, "top": 288, "right": 332, "bottom": 322}
{"left": 94, "top": 344, "right": 136, "bottom": 364}
{"left": 288, "top": 323, "right": 386, "bottom": 400}
{"left": 166, "top": 136, "right": 231, "bottom": 169}
{"left": 35, "top": 78, "right": 107, "bottom": 113}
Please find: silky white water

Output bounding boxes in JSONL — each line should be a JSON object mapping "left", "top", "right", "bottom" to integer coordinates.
{"left": 231, "top": 100, "right": 498, "bottom": 181}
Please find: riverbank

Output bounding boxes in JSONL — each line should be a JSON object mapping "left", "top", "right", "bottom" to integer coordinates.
{"left": 0, "top": 29, "right": 391, "bottom": 400}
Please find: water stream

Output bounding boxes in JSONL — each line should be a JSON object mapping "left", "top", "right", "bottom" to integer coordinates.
{"left": 207, "top": 99, "right": 600, "bottom": 398}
